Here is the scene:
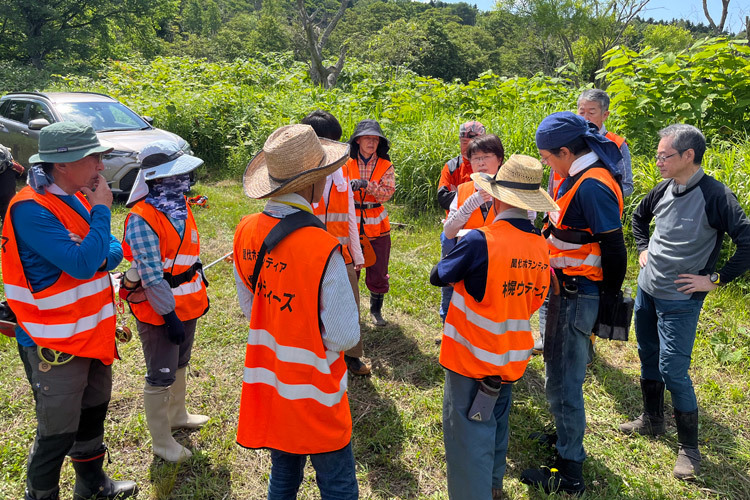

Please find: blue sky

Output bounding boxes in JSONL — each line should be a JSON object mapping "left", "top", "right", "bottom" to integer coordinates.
{"left": 430, "top": 0, "right": 748, "bottom": 34}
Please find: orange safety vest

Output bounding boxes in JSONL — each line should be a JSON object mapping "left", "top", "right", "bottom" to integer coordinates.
{"left": 346, "top": 157, "right": 392, "bottom": 238}
{"left": 549, "top": 132, "right": 627, "bottom": 195}
{"left": 440, "top": 221, "right": 550, "bottom": 381}
{"left": 313, "top": 182, "right": 353, "bottom": 265}
{"left": 455, "top": 181, "right": 497, "bottom": 230}
{"left": 234, "top": 212, "right": 352, "bottom": 454}
{"left": 1, "top": 186, "right": 117, "bottom": 363}
{"left": 546, "top": 167, "right": 624, "bottom": 281}
{"left": 122, "top": 201, "right": 209, "bottom": 326}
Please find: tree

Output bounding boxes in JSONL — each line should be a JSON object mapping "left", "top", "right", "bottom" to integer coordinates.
{"left": 5, "top": 0, "right": 169, "bottom": 68}
{"left": 296, "top": 0, "right": 349, "bottom": 88}
{"left": 702, "top": 0, "right": 730, "bottom": 34}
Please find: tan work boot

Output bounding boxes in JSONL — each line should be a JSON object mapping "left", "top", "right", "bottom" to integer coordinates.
{"left": 169, "top": 367, "right": 209, "bottom": 429}
{"left": 143, "top": 384, "right": 192, "bottom": 462}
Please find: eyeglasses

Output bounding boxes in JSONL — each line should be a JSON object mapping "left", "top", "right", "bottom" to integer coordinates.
{"left": 539, "top": 153, "right": 553, "bottom": 165}
{"left": 654, "top": 152, "right": 680, "bottom": 163}
{"left": 470, "top": 155, "right": 496, "bottom": 164}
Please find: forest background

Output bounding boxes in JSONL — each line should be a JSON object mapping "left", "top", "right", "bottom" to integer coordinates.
{"left": 1, "top": 0, "right": 750, "bottom": 499}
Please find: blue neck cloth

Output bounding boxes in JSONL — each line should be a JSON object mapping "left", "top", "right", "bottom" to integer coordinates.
{"left": 27, "top": 165, "right": 55, "bottom": 194}
{"left": 535, "top": 111, "right": 623, "bottom": 179}
{"left": 145, "top": 174, "right": 191, "bottom": 220}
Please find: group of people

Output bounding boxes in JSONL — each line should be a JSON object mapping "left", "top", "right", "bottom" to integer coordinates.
{"left": 1, "top": 86, "right": 749, "bottom": 500}
{"left": 432, "top": 89, "right": 750, "bottom": 499}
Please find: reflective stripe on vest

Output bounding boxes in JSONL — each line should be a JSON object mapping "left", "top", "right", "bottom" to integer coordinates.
{"left": 346, "top": 157, "right": 392, "bottom": 238}
{"left": 545, "top": 167, "right": 623, "bottom": 281}
{"left": 440, "top": 221, "right": 550, "bottom": 380}
{"left": 0, "top": 186, "right": 117, "bottom": 363}
{"left": 234, "top": 212, "right": 351, "bottom": 454}
{"left": 123, "top": 200, "right": 209, "bottom": 325}
{"left": 456, "top": 181, "right": 496, "bottom": 229}
{"left": 313, "top": 180, "right": 353, "bottom": 264}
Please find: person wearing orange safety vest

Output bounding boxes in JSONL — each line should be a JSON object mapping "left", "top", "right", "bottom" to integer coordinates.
{"left": 437, "top": 121, "right": 486, "bottom": 323}
{"left": 1, "top": 122, "right": 137, "bottom": 500}
{"left": 121, "top": 140, "right": 209, "bottom": 464}
{"left": 346, "top": 119, "right": 395, "bottom": 327}
{"left": 521, "top": 112, "right": 626, "bottom": 496}
{"left": 430, "top": 155, "right": 558, "bottom": 500}
{"left": 234, "top": 124, "right": 360, "bottom": 499}
{"left": 303, "top": 110, "right": 370, "bottom": 376}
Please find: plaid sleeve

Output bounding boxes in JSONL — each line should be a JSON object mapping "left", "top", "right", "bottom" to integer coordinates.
{"left": 124, "top": 214, "right": 164, "bottom": 287}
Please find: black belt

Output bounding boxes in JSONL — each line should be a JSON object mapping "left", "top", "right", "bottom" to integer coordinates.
{"left": 164, "top": 262, "right": 203, "bottom": 288}
{"left": 543, "top": 225, "right": 595, "bottom": 244}
{"left": 355, "top": 202, "right": 381, "bottom": 209}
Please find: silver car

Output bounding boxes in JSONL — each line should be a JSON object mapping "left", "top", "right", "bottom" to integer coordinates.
{"left": 0, "top": 91, "right": 192, "bottom": 194}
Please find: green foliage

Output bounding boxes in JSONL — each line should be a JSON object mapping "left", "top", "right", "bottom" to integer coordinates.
{"left": 599, "top": 37, "right": 750, "bottom": 154}
{"left": 641, "top": 24, "right": 694, "bottom": 52}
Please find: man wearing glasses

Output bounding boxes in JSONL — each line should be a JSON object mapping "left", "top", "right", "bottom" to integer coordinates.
{"left": 436, "top": 121, "right": 486, "bottom": 323}
{"left": 621, "top": 124, "right": 750, "bottom": 480}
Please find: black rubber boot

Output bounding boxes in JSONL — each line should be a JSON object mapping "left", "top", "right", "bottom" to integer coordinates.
{"left": 673, "top": 409, "right": 701, "bottom": 480}
{"left": 71, "top": 447, "right": 138, "bottom": 499}
{"left": 520, "top": 457, "right": 586, "bottom": 496}
{"left": 25, "top": 487, "right": 60, "bottom": 500}
{"left": 369, "top": 292, "right": 386, "bottom": 327}
{"left": 620, "top": 378, "right": 666, "bottom": 436}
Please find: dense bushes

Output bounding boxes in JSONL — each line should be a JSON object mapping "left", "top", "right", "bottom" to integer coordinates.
{"left": 31, "top": 37, "right": 750, "bottom": 220}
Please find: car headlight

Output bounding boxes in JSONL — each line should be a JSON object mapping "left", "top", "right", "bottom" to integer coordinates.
{"left": 104, "top": 150, "right": 137, "bottom": 160}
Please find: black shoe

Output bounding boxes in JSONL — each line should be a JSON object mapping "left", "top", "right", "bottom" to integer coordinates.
{"left": 25, "top": 488, "right": 60, "bottom": 500}
{"left": 72, "top": 447, "right": 138, "bottom": 499}
{"left": 521, "top": 458, "right": 585, "bottom": 496}
{"left": 369, "top": 293, "right": 387, "bottom": 327}
{"left": 345, "top": 355, "right": 371, "bottom": 376}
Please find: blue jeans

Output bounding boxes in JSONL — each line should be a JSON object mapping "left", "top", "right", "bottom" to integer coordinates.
{"left": 443, "top": 369, "right": 513, "bottom": 499}
{"left": 634, "top": 288, "right": 703, "bottom": 412}
{"left": 440, "top": 232, "right": 457, "bottom": 323}
{"left": 545, "top": 293, "right": 598, "bottom": 463}
{"left": 267, "top": 443, "right": 358, "bottom": 500}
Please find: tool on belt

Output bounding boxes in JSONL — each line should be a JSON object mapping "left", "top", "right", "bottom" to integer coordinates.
{"left": 468, "top": 376, "right": 505, "bottom": 422}
{"left": 594, "top": 287, "right": 634, "bottom": 341}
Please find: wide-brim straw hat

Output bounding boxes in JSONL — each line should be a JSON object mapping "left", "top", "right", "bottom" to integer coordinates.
{"left": 471, "top": 154, "right": 559, "bottom": 212}
{"left": 244, "top": 124, "right": 350, "bottom": 199}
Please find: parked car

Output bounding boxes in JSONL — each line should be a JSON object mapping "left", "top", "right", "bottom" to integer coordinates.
{"left": 0, "top": 92, "right": 193, "bottom": 194}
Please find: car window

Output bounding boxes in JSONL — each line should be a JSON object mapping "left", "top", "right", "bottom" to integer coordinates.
{"left": 28, "top": 101, "right": 53, "bottom": 123}
{"left": 0, "top": 100, "right": 9, "bottom": 116}
{"left": 56, "top": 101, "right": 147, "bottom": 132}
{"left": 2, "top": 100, "right": 27, "bottom": 123}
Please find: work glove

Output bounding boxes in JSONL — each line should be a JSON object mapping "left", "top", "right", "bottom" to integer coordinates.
{"left": 350, "top": 178, "right": 368, "bottom": 191}
{"left": 11, "top": 161, "right": 24, "bottom": 175}
{"left": 162, "top": 310, "right": 186, "bottom": 345}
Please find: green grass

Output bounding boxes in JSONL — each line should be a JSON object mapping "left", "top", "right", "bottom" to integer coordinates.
{"left": 1, "top": 180, "right": 749, "bottom": 499}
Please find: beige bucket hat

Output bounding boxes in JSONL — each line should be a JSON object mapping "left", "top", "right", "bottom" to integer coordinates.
{"left": 471, "top": 154, "right": 559, "bottom": 212}
{"left": 244, "top": 124, "right": 350, "bottom": 199}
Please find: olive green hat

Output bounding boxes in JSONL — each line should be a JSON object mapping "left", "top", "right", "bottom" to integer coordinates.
{"left": 28, "top": 121, "right": 112, "bottom": 164}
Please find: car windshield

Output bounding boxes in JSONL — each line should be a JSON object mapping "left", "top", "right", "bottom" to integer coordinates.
{"left": 55, "top": 101, "right": 149, "bottom": 132}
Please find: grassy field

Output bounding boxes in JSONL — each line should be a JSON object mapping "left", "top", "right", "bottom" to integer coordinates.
{"left": 1, "top": 180, "right": 750, "bottom": 499}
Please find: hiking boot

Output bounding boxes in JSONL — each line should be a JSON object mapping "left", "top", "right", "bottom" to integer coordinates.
{"left": 673, "top": 409, "right": 701, "bottom": 480}
{"left": 345, "top": 355, "right": 371, "bottom": 376}
{"left": 620, "top": 379, "right": 665, "bottom": 436}
{"left": 521, "top": 457, "right": 585, "bottom": 496}
{"left": 369, "top": 292, "right": 387, "bottom": 327}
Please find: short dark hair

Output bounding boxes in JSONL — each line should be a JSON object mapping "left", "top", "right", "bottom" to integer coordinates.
{"left": 301, "top": 110, "right": 342, "bottom": 141}
{"left": 659, "top": 124, "right": 706, "bottom": 165}
{"left": 466, "top": 134, "right": 505, "bottom": 165}
{"left": 39, "top": 162, "right": 55, "bottom": 174}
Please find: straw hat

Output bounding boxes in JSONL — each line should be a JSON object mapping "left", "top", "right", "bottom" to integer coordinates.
{"left": 244, "top": 124, "right": 350, "bottom": 199}
{"left": 471, "top": 154, "right": 559, "bottom": 212}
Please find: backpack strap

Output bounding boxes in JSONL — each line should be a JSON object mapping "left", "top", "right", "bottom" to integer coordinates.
{"left": 250, "top": 211, "right": 325, "bottom": 291}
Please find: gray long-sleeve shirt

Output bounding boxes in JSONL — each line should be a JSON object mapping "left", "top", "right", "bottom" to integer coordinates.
{"left": 633, "top": 168, "right": 750, "bottom": 300}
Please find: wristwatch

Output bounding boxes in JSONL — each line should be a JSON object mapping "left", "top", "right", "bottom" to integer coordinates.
{"left": 709, "top": 272, "right": 722, "bottom": 285}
